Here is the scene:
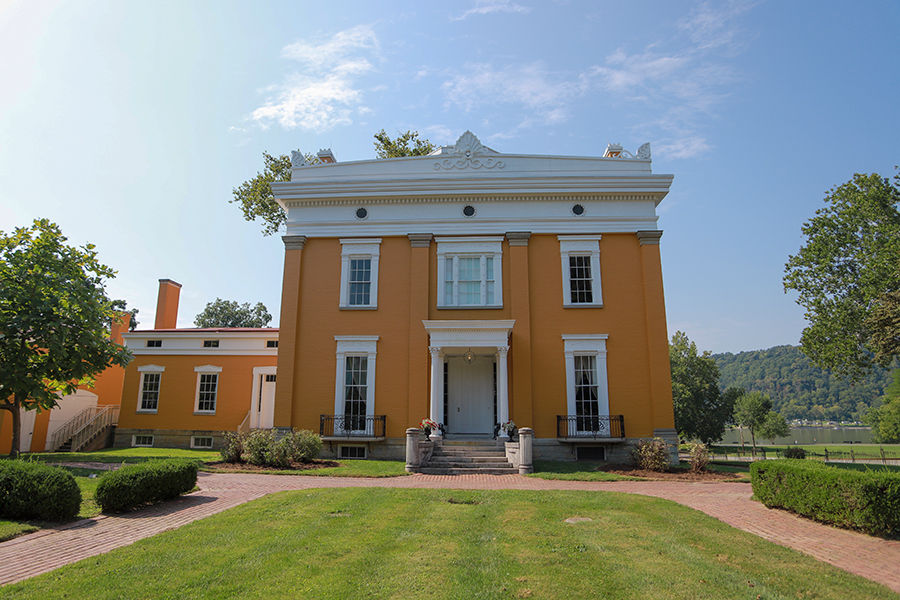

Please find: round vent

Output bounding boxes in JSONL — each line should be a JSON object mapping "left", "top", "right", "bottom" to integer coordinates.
{"left": 462, "top": 205, "right": 476, "bottom": 217}
{"left": 572, "top": 204, "right": 585, "bottom": 216}
{"left": 355, "top": 207, "right": 368, "bottom": 220}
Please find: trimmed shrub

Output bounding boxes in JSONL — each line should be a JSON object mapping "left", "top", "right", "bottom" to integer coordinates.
{"left": 751, "top": 459, "right": 900, "bottom": 537}
{"left": 95, "top": 459, "right": 198, "bottom": 513}
{"left": 689, "top": 442, "right": 709, "bottom": 473}
{"left": 244, "top": 429, "right": 276, "bottom": 466}
{"left": 632, "top": 438, "right": 670, "bottom": 472}
{"left": 227, "top": 429, "right": 322, "bottom": 468}
{"left": 0, "top": 460, "right": 81, "bottom": 521}
{"left": 782, "top": 446, "right": 807, "bottom": 459}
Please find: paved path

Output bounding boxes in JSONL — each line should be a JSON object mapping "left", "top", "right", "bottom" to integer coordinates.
{"left": 1, "top": 472, "right": 899, "bottom": 594}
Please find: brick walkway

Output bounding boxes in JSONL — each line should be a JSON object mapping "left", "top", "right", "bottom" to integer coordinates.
{"left": 1, "top": 472, "right": 899, "bottom": 594}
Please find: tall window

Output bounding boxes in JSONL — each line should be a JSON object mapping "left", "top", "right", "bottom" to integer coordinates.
{"left": 140, "top": 373, "right": 161, "bottom": 411}
{"left": 563, "top": 335, "right": 610, "bottom": 436}
{"left": 136, "top": 365, "right": 164, "bottom": 413}
{"left": 343, "top": 356, "right": 368, "bottom": 430}
{"left": 436, "top": 237, "right": 503, "bottom": 308}
{"left": 340, "top": 239, "right": 381, "bottom": 308}
{"left": 334, "top": 336, "right": 378, "bottom": 433}
{"left": 559, "top": 236, "right": 602, "bottom": 307}
{"left": 194, "top": 365, "right": 222, "bottom": 413}
{"left": 574, "top": 355, "right": 600, "bottom": 431}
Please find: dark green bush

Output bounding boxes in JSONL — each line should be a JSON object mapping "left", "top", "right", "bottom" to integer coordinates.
{"left": 95, "top": 459, "right": 198, "bottom": 513}
{"left": 283, "top": 429, "right": 323, "bottom": 463}
{"left": 0, "top": 460, "right": 81, "bottom": 521}
{"left": 782, "top": 446, "right": 807, "bottom": 459}
{"left": 226, "top": 429, "right": 322, "bottom": 468}
{"left": 751, "top": 459, "right": 900, "bottom": 537}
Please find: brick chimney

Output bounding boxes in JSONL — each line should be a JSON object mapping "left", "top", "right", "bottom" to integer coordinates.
{"left": 154, "top": 279, "right": 182, "bottom": 329}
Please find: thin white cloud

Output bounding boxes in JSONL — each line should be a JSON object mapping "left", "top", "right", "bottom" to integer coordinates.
{"left": 249, "top": 25, "right": 380, "bottom": 132}
{"left": 452, "top": 0, "right": 532, "bottom": 21}
{"left": 678, "top": 0, "right": 756, "bottom": 51}
{"left": 441, "top": 62, "right": 585, "bottom": 124}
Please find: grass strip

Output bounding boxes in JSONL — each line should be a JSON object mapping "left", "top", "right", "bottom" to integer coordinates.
{"left": 1, "top": 488, "right": 894, "bottom": 600}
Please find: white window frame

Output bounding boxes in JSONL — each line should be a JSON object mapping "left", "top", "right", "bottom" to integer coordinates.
{"left": 194, "top": 365, "right": 223, "bottom": 414}
{"left": 132, "top": 434, "right": 154, "bottom": 447}
{"left": 339, "top": 238, "right": 381, "bottom": 309}
{"left": 558, "top": 236, "right": 602, "bottom": 307}
{"left": 334, "top": 336, "right": 378, "bottom": 432}
{"left": 136, "top": 365, "right": 165, "bottom": 413}
{"left": 562, "top": 335, "right": 610, "bottom": 433}
{"left": 436, "top": 237, "right": 503, "bottom": 308}
{"left": 191, "top": 436, "right": 214, "bottom": 449}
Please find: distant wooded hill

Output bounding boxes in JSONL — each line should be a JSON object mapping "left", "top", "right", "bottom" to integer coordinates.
{"left": 712, "top": 345, "right": 894, "bottom": 422}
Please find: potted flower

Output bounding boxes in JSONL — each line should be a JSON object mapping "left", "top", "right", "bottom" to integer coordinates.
{"left": 500, "top": 420, "right": 517, "bottom": 439}
{"left": 420, "top": 418, "right": 439, "bottom": 437}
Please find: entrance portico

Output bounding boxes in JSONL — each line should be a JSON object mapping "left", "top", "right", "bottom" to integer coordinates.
{"left": 423, "top": 320, "right": 515, "bottom": 440}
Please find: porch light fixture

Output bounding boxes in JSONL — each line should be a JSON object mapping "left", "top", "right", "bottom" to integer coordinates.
{"left": 463, "top": 348, "right": 476, "bottom": 364}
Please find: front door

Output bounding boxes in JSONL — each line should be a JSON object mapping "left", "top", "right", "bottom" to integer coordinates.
{"left": 447, "top": 356, "right": 494, "bottom": 434}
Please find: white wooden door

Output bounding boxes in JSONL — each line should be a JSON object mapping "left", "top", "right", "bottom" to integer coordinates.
{"left": 447, "top": 356, "right": 494, "bottom": 434}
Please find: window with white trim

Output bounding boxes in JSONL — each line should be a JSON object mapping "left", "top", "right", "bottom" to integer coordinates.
{"left": 191, "top": 436, "right": 214, "bottom": 449}
{"left": 558, "top": 236, "right": 602, "bottom": 307}
{"left": 436, "top": 237, "right": 503, "bottom": 308}
{"left": 132, "top": 435, "right": 154, "bottom": 447}
{"left": 136, "top": 365, "right": 165, "bottom": 413}
{"left": 194, "top": 365, "right": 223, "bottom": 413}
{"left": 339, "top": 239, "right": 381, "bottom": 309}
{"left": 334, "top": 336, "right": 378, "bottom": 433}
{"left": 562, "top": 335, "right": 610, "bottom": 436}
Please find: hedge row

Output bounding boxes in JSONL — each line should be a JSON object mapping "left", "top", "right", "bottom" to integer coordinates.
{"left": 751, "top": 459, "right": 900, "bottom": 537}
{"left": 0, "top": 461, "right": 81, "bottom": 521}
{"left": 95, "top": 459, "right": 198, "bottom": 513}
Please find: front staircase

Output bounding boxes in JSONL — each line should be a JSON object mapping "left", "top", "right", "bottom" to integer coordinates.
{"left": 419, "top": 440, "right": 517, "bottom": 475}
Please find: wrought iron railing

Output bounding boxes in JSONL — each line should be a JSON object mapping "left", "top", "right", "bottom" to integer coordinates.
{"left": 557, "top": 414, "right": 625, "bottom": 439}
{"left": 51, "top": 405, "right": 120, "bottom": 452}
{"left": 320, "top": 414, "right": 386, "bottom": 438}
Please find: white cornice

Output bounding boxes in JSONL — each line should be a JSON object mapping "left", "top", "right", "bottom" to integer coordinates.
{"left": 130, "top": 349, "right": 278, "bottom": 356}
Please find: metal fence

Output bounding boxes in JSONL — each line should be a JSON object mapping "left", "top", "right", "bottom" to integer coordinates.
{"left": 556, "top": 415, "right": 625, "bottom": 439}
{"left": 320, "top": 414, "right": 386, "bottom": 438}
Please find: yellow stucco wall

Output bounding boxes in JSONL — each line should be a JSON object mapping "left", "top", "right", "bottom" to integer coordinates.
{"left": 118, "top": 354, "right": 277, "bottom": 433}
{"left": 281, "top": 232, "right": 674, "bottom": 440}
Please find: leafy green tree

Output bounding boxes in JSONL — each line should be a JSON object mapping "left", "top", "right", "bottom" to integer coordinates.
{"left": 759, "top": 410, "right": 791, "bottom": 445}
{"left": 194, "top": 299, "right": 272, "bottom": 329}
{"left": 733, "top": 391, "right": 772, "bottom": 452}
{"left": 0, "top": 219, "right": 133, "bottom": 457}
{"left": 784, "top": 171, "right": 900, "bottom": 380}
{"left": 232, "top": 130, "right": 435, "bottom": 236}
{"left": 867, "top": 370, "right": 900, "bottom": 443}
{"left": 866, "top": 290, "right": 900, "bottom": 367}
{"left": 669, "top": 331, "right": 736, "bottom": 444}
{"left": 373, "top": 129, "right": 435, "bottom": 159}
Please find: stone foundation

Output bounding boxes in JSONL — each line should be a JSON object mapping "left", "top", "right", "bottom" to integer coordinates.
{"left": 114, "top": 428, "right": 224, "bottom": 450}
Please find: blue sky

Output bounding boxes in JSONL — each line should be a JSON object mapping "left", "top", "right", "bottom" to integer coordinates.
{"left": 1, "top": 0, "right": 898, "bottom": 354}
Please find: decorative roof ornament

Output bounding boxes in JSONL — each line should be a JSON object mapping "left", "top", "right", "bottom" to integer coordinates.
{"left": 290, "top": 150, "right": 308, "bottom": 168}
{"left": 603, "top": 142, "right": 651, "bottom": 160}
{"left": 433, "top": 131, "right": 504, "bottom": 170}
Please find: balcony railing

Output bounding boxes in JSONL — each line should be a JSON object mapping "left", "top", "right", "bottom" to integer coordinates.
{"left": 557, "top": 415, "right": 625, "bottom": 439}
{"left": 320, "top": 414, "right": 386, "bottom": 438}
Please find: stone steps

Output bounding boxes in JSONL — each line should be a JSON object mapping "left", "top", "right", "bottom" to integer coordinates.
{"left": 421, "top": 441, "right": 517, "bottom": 475}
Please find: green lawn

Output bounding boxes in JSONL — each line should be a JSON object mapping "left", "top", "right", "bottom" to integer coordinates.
{"left": 529, "top": 460, "right": 641, "bottom": 481}
{"left": 23, "top": 447, "right": 220, "bottom": 464}
{"left": 1, "top": 488, "right": 894, "bottom": 600}
{"left": 207, "top": 459, "right": 410, "bottom": 477}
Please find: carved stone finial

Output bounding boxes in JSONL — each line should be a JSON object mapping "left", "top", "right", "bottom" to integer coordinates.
{"left": 637, "top": 143, "right": 651, "bottom": 159}
{"left": 290, "top": 150, "right": 308, "bottom": 168}
{"left": 434, "top": 131, "right": 504, "bottom": 171}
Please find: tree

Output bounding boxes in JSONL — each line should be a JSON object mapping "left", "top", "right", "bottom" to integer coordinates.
{"left": 866, "top": 290, "right": 900, "bottom": 367}
{"left": 759, "top": 410, "right": 790, "bottom": 445}
{"left": 733, "top": 391, "right": 772, "bottom": 452}
{"left": 669, "top": 331, "right": 736, "bottom": 444}
{"left": 232, "top": 131, "right": 435, "bottom": 236}
{"left": 194, "top": 299, "right": 272, "bottom": 328}
{"left": 0, "top": 219, "right": 132, "bottom": 457}
{"left": 784, "top": 171, "right": 900, "bottom": 380}
{"left": 373, "top": 129, "right": 435, "bottom": 159}
{"left": 867, "top": 369, "right": 900, "bottom": 443}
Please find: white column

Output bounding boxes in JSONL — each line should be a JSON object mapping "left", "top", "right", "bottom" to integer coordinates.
{"left": 429, "top": 346, "right": 443, "bottom": 434}
{"left": 497, "top": 346, "right": 510, "bottom": 440}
